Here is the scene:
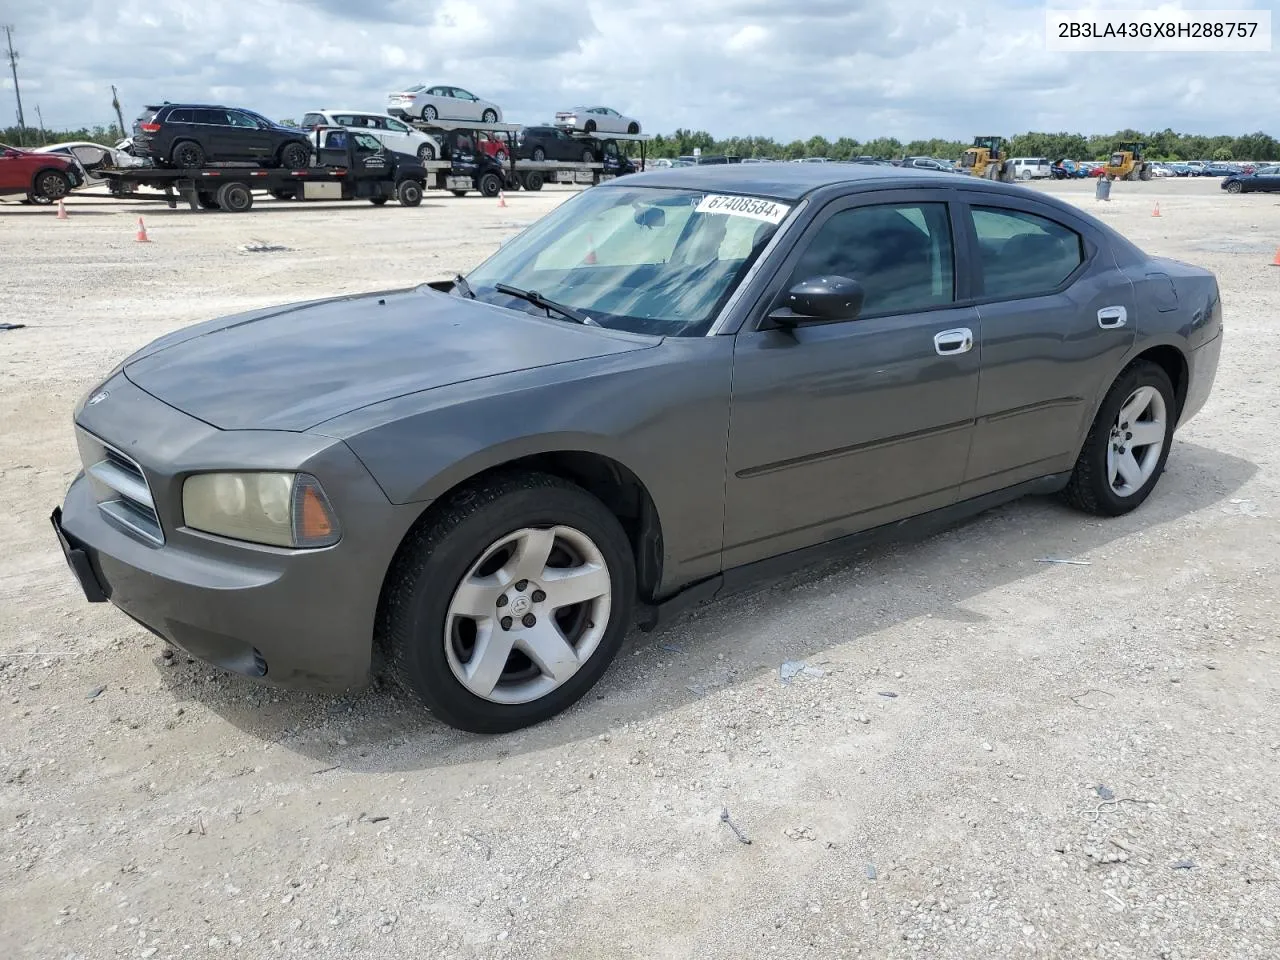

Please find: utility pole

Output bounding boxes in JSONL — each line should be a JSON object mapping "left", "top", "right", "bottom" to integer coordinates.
{"left": 4, "top": 25, "right": 24, "bottom": 144}
{"left": 35, "top": 103, "right": 46, "bottom": 144}
{"left": 111, "top": 85, "right": 126, "bottom": 141}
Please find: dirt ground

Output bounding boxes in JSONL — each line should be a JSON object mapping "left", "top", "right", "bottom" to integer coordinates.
{"left": 2, "top": 176, "right": 1278, "bottom": 960}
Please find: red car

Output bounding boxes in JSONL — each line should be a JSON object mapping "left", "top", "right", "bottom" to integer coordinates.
{"left": 477, "top": 132, "right": 510, "bottom": 163}
{"left": 0, "top": 143, "right": 84, "bottom": 203}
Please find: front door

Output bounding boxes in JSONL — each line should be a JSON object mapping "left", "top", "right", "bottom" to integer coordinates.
{"left": 722, "top": 191, "right": 981, "bottom": 569}
{"left": 225, "top": 109, "right": 273, "bottom": 161}
{"left": 956, "top": 193, "right": 1135, "bottom": 498}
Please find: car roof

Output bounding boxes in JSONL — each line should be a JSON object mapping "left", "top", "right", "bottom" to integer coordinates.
{"left": 608, "top": 162, "right": 958, "bottom": 200}
{"left": 315, "top": 108, "right": 397, "bottom": 116}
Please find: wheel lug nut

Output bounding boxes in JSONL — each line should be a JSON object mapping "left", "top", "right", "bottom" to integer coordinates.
{"left": 522, "top": 613, "right": 536, "bottom": 627}
{"left": 515, "top": 579, "right": 529, "bottom": 591}
{"left": 500, "top": 616, "right": 513, "bottom": 631}
{"left": 1125, "top": 432, "right": 1132, "bottom": 440}
{"left": 496, "top": 595, "right": 508, "bottom": 607}
{"left": 532, "top": 589, "right": 546, "bottom": 602}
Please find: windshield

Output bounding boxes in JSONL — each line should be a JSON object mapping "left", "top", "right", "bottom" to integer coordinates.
{"left": 464, "top": 186, "right": 789, "bottom": 336}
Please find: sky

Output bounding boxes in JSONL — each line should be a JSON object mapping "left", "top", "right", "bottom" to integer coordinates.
{"left": 0, "top": 0, "right": 1276, "bottom": 142}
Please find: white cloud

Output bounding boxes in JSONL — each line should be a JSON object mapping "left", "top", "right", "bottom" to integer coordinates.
{"left": 3, "top": 0, "right": 1276, "bottom": 140}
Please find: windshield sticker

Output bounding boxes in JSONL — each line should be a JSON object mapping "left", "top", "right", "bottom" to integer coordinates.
{"left": 694, "top": 194, "right": 791, "bottom": 224}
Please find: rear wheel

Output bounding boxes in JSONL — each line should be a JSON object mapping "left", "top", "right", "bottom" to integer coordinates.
{"left": 417, "top": 142, "right": 436, "bottom": 162}
{"left": 381, "top": 472, "right": 635, "bottom": 733}
{"left": 584, "top": 120, "right": 597, "bottom": 134}
{"left": 33, "top": 170, "right": 70, "bottom": 201}
{"left": 478, "top": 172, "right": 503, "bottom": 197}
{"left": 216, "top": 181, "right": 253, "bottom": 213}
{"left": 1062, "top": 361, "right": 1176, "bottom": 517}
{"left": 370, "top": 196, "right": 390, "bottom": 206}
{"left": 627, "top": 122, "right": 640, "bottom": 134}
{"left": 171, "top": 140, "right": 205, "bottom": 169}
{"left": 521, "top": 170, "right": 544, "bottom": 191}
{"left": 397, "top": 179, "right": 423, "bottom": 206}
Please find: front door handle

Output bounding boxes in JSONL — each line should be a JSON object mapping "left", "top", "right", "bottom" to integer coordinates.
{"left": 934, "top": 327, "right": 974, "bottom": 356}
{"left": 1097, "top": 306, "right": 1128, "bottom": 328}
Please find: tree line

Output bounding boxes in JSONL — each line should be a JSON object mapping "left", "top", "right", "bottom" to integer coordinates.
{"left": 5, "top": 122, "right": 1277, "bottom": 164}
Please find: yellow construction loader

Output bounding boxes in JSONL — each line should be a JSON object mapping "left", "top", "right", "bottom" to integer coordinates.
{"left": 959, "top": 136, "right": 1015, "bottom": 182}
{"left": 1104, "top": 142, "right": 1153, "bottom": 181}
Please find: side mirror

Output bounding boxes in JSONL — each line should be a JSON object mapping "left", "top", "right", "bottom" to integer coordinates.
{"left": 769, "top": 276, "right": 865, "bottom": 326}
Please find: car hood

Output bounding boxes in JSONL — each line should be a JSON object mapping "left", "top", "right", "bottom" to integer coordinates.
{"left": 122, "top": 287, "right": 655, "bottom": 432}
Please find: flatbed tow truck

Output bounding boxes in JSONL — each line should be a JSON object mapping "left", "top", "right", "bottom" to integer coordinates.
{"left": 406, "top": 118, "right": 651, "bottom": 195}
{"left": 98, "top": 127, "right": 429, "bottom": 212}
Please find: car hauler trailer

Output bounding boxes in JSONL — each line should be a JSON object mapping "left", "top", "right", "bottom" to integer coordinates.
{"left": 98, "top": 127, "right": 428, "bottom": 212}
{"left": 406, "top": 118, "right": 650, "bottom": 195}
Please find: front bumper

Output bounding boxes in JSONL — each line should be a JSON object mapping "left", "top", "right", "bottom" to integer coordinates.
{"left": 54, "top": 374, "right": 419, "bottom": 693}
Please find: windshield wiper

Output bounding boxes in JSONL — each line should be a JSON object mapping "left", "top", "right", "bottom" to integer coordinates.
{"left": 453, "top": 274, "right": 476, "bottom": 299}
{"left": 494, "top": 283, "right": 596, "bottom": 325}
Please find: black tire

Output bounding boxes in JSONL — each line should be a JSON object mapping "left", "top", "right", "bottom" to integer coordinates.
{"left": 196, "top": 191, "right": 220, "bottom": 210}
{"left": 171, "top": 140, "right": 205, "bottom": 169}
{"left": 370, "top": 196, "right": 390, "bottom": 206}
{"left": 531, "top": 146, "right": 546, "bottom": 161}
{"left": 584, "top": 120, "right": 597, "bottom": 134}
{"left": 1139, "top": 166, "right": 1153, "bottom": 182}
{"left": 1062, "top": 360, "right": 1176, "bottom": 517}
{"left": 478, "top": 172, "right": 502, "bottom": 197}
{"left": 417, "top": 143, "right": 436, "bottom": 162}
{"left": 482, "top": 109, "right": 498, "bottom": 123}
{"left": 216, "top": 181, "right": 253, "bottom": 213}
{"left": 397, "top": 179, "right": 423, "bottom": 206}
{"left": 627, "top": 122, "right": 640, "bottom": 135}
{"left": 24, "top": 192, "right": 51, "bottom": 205}
{"left": 32, "top": 171, "right": 69, "bottom": 201}
{"left": 450, "top": 189, "right": 469, "bottom": 197}
{"left": 381, "top": 472, "right": 636, "bottom": 733}
{"left": 1226, "top": 181, "right": 1243, "bottom": 194}
{"left": 522, "top": 171, "right": 544, "bottom": 192}
{"left": 582, "top": 148, "right": 596, "bottom": 163}
{"left": 268, "top": 188, "right": 296, "bottom": 201}
{"left": 279, "top": 142, "right": 310, "bottom": 169}
{"left": 423, "top": 105, "right": 438, "bottom": 122}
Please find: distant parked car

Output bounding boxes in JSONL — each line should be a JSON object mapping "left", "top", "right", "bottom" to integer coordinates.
{"left": 1010, "top": 157, "right": 1052, "bottom": 180}
{"left": 301, "top": 110, "right": 441, "bottom": 162}
{"left": 516, "top": 126, "right": 602, "bottom": 163}
{"left": 386, "top": 85, "right": 503, "bottom": 123}
{"left": 131, "top": 104, "right": 312, "bottom": 169}
{"left": 902, "top": 157, "right": 948, "bottom": 171}
{"left": 0, "top": 142, "right": 84, "bottom": 202}
{"left": 1221, "top": 164, "right": 1280, "bottom": 193}
{"left": 1200, "top": 162, "right": 1235, "bottom": 177}
{"left": 35, "top": 141, "right": 143, "bottom": 188}
{"left": 477, "top": 132, "right": 511, "bottom": 163}
{"left": 554, "top": 106, "right": 641, "bottom": 135}
{"left": 1051, "top": 159, "right": 1087, "bottom": 179}
{"left": 676, "top": 155, "right": 728, "bottom": 165}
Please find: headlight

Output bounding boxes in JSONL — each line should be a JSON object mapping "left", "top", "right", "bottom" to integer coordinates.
{"left": 182, "top": 472, "right": 340, "bottom": 548}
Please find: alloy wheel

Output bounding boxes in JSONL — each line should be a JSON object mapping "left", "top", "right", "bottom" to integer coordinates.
{"left": 1106, "top": 386, "right": 1167, "bottom": 496}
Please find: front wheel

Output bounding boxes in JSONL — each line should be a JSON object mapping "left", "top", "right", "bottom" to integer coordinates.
{"left": 397, "top": 179, "right": 423, "bottom": 206}
{"left": 1062, "top": 361, "right": 1176, "bottom": 516}
{"left": 279, "top": 142, "right": 310, "bottom": 169}
{"left": 478, "top": 172, "right": 503, "bottom": 197}
{"left": 417, "top": 143, "right": 436, "bottom": 162}
{"left": 32, "top": 171, "right": 70, "bottom": 201}
{"left": 381, "top": 473, "right": 636, "bottom": 733}
{"left": 481, "top": 109, "right": 498, "bottom": 124}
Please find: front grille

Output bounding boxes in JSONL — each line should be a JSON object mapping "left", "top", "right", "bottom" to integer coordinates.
{"left": 79, "top": 431, "right": 164, "bottom": 545}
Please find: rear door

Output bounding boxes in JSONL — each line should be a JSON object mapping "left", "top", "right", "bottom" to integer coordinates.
{"left": 193, "top": 108, "right": 232, "bottom": 160}
{"left": 957, "top": 192, "right": 1135, "bottom": 497}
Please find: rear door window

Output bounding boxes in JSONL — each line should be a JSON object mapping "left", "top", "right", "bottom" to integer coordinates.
{"left": 969, "top": 206, "right": 1085, "bottom": 299}
{"left": 167, "top": 108, "right": 194, "bottom": 123}
{"left": 195, "top": 109, "right": 229, "bottom": 125}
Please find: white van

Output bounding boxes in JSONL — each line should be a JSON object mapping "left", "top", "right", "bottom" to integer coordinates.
{"left": 1010, "top": 157, "right": 1052, "bottom": 180}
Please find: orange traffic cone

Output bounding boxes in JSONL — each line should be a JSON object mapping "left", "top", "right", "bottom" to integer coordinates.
{"left": 135, "top": 217, "right": 150, "bottom": 243}
{"left": 498, "top": 190, "right": 507, "bottom": 208}
{"left": 1270, "top": 247, "right": 1280, "bottom": 267}
{"left": 1151, "top": 203, "right": 1161, "bottom": 217}
{"left": 56, "top": 200, "right": 68, "bottom": 220}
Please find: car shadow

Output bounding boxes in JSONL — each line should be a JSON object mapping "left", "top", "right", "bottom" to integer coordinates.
{"left": 152, "top": 440, "right": 1256, "bottom": 770}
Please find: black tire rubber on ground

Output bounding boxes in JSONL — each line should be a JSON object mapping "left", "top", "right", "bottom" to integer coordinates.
{"left": 531, "top": 146, "right": 546, "bottom": 161}
{"left": 216, "top": 181, "right": 254, "bottom": 213}
{"left": 268, "top": 188, "right": 296, "bottom": 201}
{"left": 172, "top": 140, "right": 205, "bottom": 169}
{"left": 450, "top": 189, "right": 469, "bottom": 197}
{"left": 397, "top": 179, "right": 423, "bottom": 206}
{"left": 32, "top": 171, "right": 69, "bottom": 201}
{"left": 482, "top": 109, "right": 498, "bottom": 123}
{"left": 423, "top": 105, "right": 438, "bottom": 122}
{"left": 279, "top": 142, "right": 310, "bottom": 169}
{"left": 196, "top": 191, "right": 220, "bottom": 210}
{"left": 627, "top": 122, "right": 640, "bottom": 134}
{"left": 381, "top": 472, "right": 637, "bottom": 733}
{"left": 370, "top": 196, "right": 390, "bottom": 205}
{"left": 417, "top": 143, "right": 436, "bottom": 162}
{"left": 478, "top": 172, "right": 502, "bottom": 197}
{"left": 1226, "top": 181, "right": 1243, "bottom": 194}
{"left": 1061, "top": 360, "right": 1176, "bottom": 517}
{"left": 522, "top": 170, "right": 544, "bottom": 191}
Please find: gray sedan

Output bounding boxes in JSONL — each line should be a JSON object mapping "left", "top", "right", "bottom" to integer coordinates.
{"left": 53, "top": 164, "right": 1222, "bottom": 733}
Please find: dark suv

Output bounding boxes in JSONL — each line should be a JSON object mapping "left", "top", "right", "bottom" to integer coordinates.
{"left": 132, "top": 104, "right": 312, "bottom": 169}
{"left": 517, "top": 126, "right": 604, "bottom": 163}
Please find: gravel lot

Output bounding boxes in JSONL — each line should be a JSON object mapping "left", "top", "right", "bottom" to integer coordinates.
{"left": 2, "top": 177, "right": 1278, "bottom": 960}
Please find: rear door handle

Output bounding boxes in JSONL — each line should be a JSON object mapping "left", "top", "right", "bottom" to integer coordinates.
{"left": 934, "top": 327, "right": 974, "bottom": 356}
{"left": 1097, "top": 306, "right": 1128, "bottom": 328}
